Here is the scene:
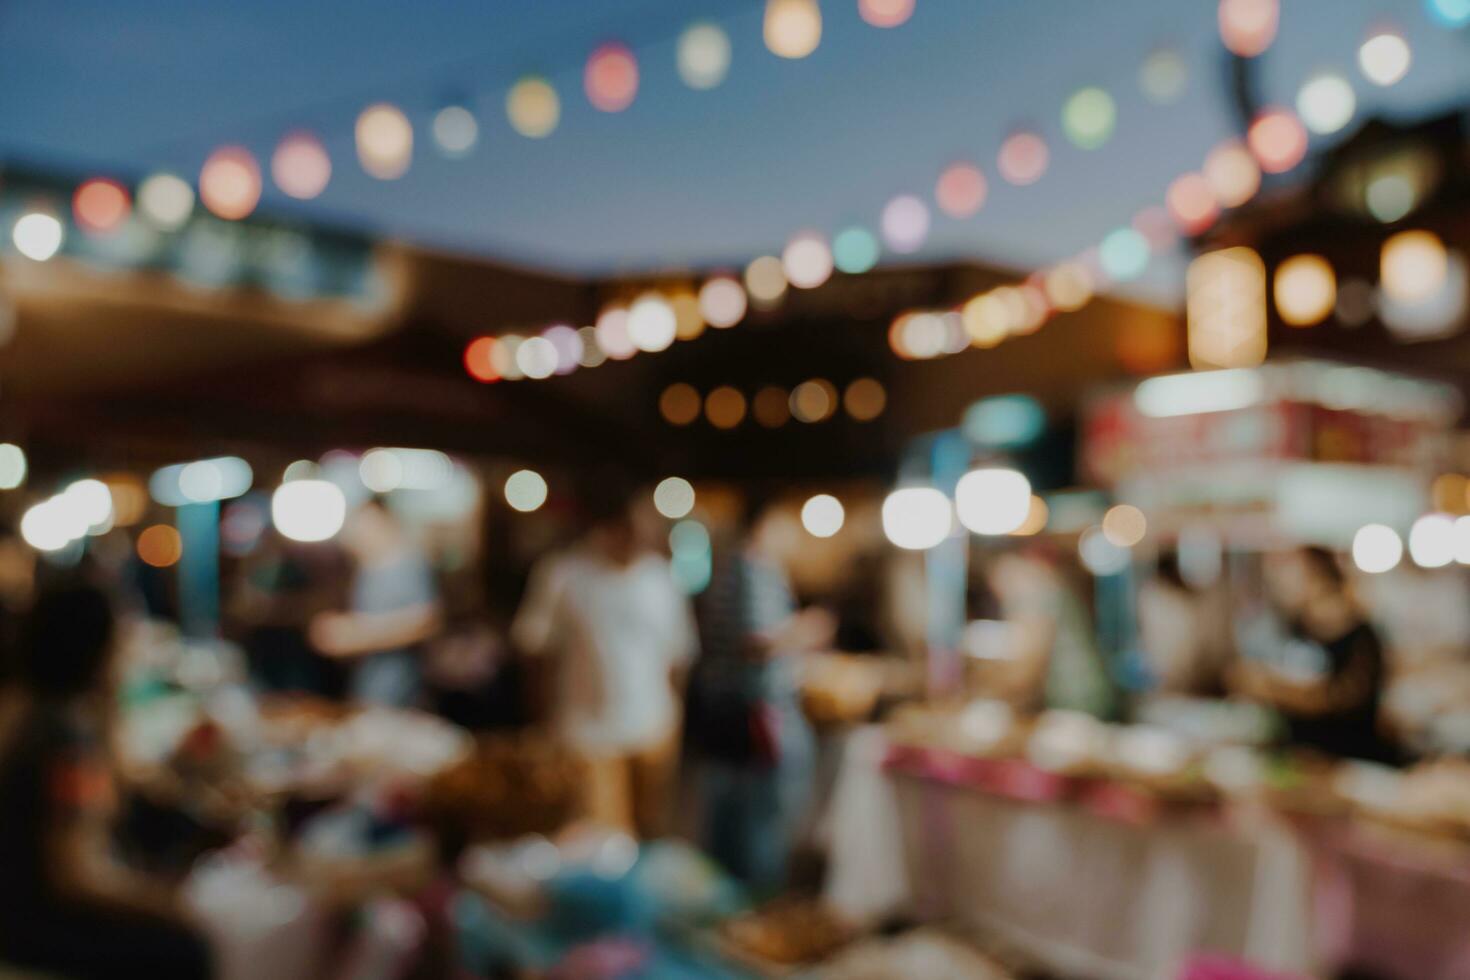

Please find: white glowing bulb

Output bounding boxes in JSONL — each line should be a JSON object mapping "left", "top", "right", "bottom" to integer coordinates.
{"left": 271, "top": 480, "right": 347, "bottom": 543}
{"left": 653, "top": 477, "right": 696, "bottom": 520}
{"left": 12, "top": 213, "right": 63, "bottom": 261}
{"left": 504, "top": 469, "right": 548, "bottom": 513}
{"left": 954, "top": 468, "right": 1032, "bottom": 536}
{"left": 1358, "top": 30, "right": 1411, "bottom": 87}
{"left": 1352, "top": 523, "right": 1402, "bottom": 574}
{"left": 1409, "top": 514, "right": 1454, "bottom": 569}
{"left": 137, "top": 173, "right": 195, "bottom": 230}
{"left": 677, "top": 22, "right": 732, "bottom": 90}
{"left": 628, "top": 293, "right": 677, "bottom": 352}
{"left": 801, "top": 494, "right": 845, "bottom": 538}
{"left": 882, "top": 487, "right": 953, "bottom": 550}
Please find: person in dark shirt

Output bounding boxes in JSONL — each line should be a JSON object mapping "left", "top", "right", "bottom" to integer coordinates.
{"left": 0, "top": 583, "right": 212, "bottom": 978}
{"left": 1233, "top": 547, "right": 1394, "bottom": 763}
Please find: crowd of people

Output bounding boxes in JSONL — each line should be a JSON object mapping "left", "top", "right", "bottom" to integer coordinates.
{"left": 0, "top": 475, "right": 1459, "bottom": 978}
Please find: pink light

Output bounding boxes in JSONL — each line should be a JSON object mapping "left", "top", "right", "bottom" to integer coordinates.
{"left": 585, "top": 42, "right": 639, "bottom": 113}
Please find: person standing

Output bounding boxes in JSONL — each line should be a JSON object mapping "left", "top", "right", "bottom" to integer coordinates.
{"left": 309, "top": 499, "right": 442, "bottom": 707}
{"left": 686, "top": 502, "right": 833, "bottom": 894}
{"left": 511, "top": 492, "right": 696, "bottom": 838}
{"left": 0, "top": 583, "right": 213, "bottom": 978}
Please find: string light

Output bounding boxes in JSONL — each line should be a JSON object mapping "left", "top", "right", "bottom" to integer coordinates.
{"left": 660, "top": 383, "right": 702, "bottom": 425}
{"left": 765, "top": 0, "right": 822, "bottom": 59}
{"left": 1202, "top": 140, "right": 1260, "bottom": 208}
{"left": 432, "top": 105, "right": 479, "bottom": 157}
{"left": 464, "top": 336, "right": 501, "bottom": 382}
{"left": 595, "top": 306, "right": 638, "bottom": 359}
{"left": 705, "top": 386, "right": 747, "bottom": 429}
{"left": 791, "top": 379, "right": 838, "bottom": 423}
{"left": 1167, "top": 172, "right": 1220, "bottom": 234}
{"left": 700, "top": 276, "right": 748, "bottom": 327}
{"left": 199, "top": 146, "right": 262, "bottom": 220}
{"left": 783, "top": 232, "right": 834, "bottom": 288}
{"left": 272, "top": 131, "right": 332, "bottom": 200}
{"left": 137, "top": 173, "right": 194, "bottom": 230}
{"left": 1296, "top": 72, "right": 1356, "bottom": 135}
{"left": 1247, "top": 107, "right": 1308, "bottom": 174}
{"left": 859, "top": 0, "right": 915, "bottom": 28}
{"left": 997, "top": 131, "right": 1049, "bottom": 186}
{"left": 1358, "top": 28, "right": 1411, "bottom": 87}
{"left": 832, "top": 227, "right": 880, "bottom": 274}
{"left": 753, "top": 386, "right": 791, "bottom": 427}
{"left": 1062, "top": 86, "right": 1117, "bottom": 150}
{"left": 628, "top": 292, "right": 677, "bottom": 351}
{"left": 935, "top": 163, "right": 987, "bottom": 218}
{"left": 1381, "top": 230, "right": 1448, "bottom": 303}
{"left": 1102, "top": 504, "right": 1148, "bottom": 547}
{"left": 745, "top": 256, "right": 788, "bottom": 307}
{"left": 1139, "top": 47, "right": 1188, "bottom": 105}
{"left": 1099, "top": 227, "right": 1150, "bottom": 281}
{"left": 585, "top": 42, "right": 639, "bottom": 112}
{"left": 13, "top": 212, "right": 63, "bottom": 261}
{"left": 843, "top": 378, "right": 886, "bottom": 421}
{"left": 1218, "top": 0, "right": 1279, "bottom": 57}
{"left": 72, "top": 179, "right": 130, "bottom": 235}
{"left": 677, "top": 22, "right": 732, "bottom": 90}
{"left": 355, "top": 103, "right": 413, "bottom": 180}
{"left": 880, "top": 194, "right": 930, "bottom": 253}
{"left": 507, "top": 76, "right": 560, "bottom": 138}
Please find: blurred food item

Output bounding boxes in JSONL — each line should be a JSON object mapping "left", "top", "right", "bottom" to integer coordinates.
{"left": 1335, "top": 757, "right": 1470, "bottom": 840}
{"left": 718, "top": 897, "right": 854, "bottom": 968}
{"left": 812, "top": 928, "right": 1013, "bottom": 979}
{"left": 424, "top": 734, "right": 587, "bottom": 841}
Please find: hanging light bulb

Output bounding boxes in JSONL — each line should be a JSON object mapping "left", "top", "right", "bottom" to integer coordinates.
{"left": 765, "top": 0, "right": 822, "bottom": 59}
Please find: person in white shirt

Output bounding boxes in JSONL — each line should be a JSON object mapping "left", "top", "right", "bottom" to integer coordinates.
{"left": 511, "top": 492, "right": 696, "bottom": 837}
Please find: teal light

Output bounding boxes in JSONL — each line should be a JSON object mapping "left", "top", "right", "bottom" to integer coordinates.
{"left": 1099, "top": 227, "right": 1150, "bottom": 282}
{"left": 1427, "top": 0, "right": 1470, "bottom": 27}
{"left": 832, "top": 226, "right": 880, "bottom": 274}
{"left": 962, "top": 394, "right": 1046, "bottom": 448}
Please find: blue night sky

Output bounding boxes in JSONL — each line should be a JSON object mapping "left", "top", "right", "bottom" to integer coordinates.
{"left": 0, "top": 0, "right": 1467, "bottom": 301}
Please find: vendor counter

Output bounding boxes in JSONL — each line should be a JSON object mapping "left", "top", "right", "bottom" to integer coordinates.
{"left": 824, "top": 723, "right": 1470, "bottom": 980}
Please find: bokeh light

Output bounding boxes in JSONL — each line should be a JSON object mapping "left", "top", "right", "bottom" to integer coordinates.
{"left": 843, "top": 378, "right": 886, "bottom": 421}
{"left": 516, "top": 336, "right": 559, "bottom": 379}
{"left": 1099, "top": 227, "right": 1150, "bottom": 281}
{"left": 882, "top": 487, "right": 953, "bottom": 551}
{"left": 997, "top": 131, "right": 1049, "bottom": 186}
{"left": 1132, "top": 207, "right": 1179, "bottom": 253}
{"left": 628, "top": 292, "right": 678, "bottom": 352}
{"left": 1365, "top": 173, "right": 1418, "bottom": 223}
{"left": 753, "top": 386, "right": 791, "bottom": 428}
{"left": 832, "top": 226, "right": 880, "bottom": 274}
{"left": 1296, "top": 72, "right": 1356, "bottom": 135}
{"left": 660, "top": 383, "right": 702, "bottom": 425}
{"left": 1044, "top": 262, "right": 1094, "bottom": 312}
{"left": 880, "top": 194, "right": 930, "bottom": 253}
{"left": 585, "top": 42, "right": 639, "bottom": 112}
{"left": 1218, "top": 0, "right": 1279, "bottom": 57}
{"left": 705, "top": 386, "right": 747, "bottom": 429}
{"left": 1139, "top": 47, "right": 1188, "bottom": 105}
{"left": 677, "top": 22, "right": 732, "bottom": 90}
{"left": 1101, "top": 504, "right": 1148, "bottom": 547}
{"left": 790, "top": 379, "right": 837, "bottom": 423}
{"left": 137, "top": 173, "right": 194, "bottom": 230}
{"left": 73, "top": 179, "right": 130, "bottom": 235}
{"left": 12, "top": 212, "right": 64, "bottom": 261}
{"left": 542, "top": 323, "right": 584, "bottom": 374}
{"left": 783, "top": 232, "right": 834, "bottom": 288}
{"left": 355, "top": 103, "right": 413, "bottom": 180}
{"left": 1427, "top": 0, "right": 1470, "bottom": 28}
{"left": 801, "top": 494, "right": 846, "bottom": 537}
{"left": 1167, "top": 172, "right": 1221, "bottom": 235}
{"left": 1358, "top": 29, "right": 1411, "bottom": 87}
{"left": 1061, "top": 86, "right": 1117, "bottom": 150}
{"left": 1274, "top": 254, "right": 1336, "bottom": 326}
{"left": 504, "top": 469, "right": 548, "bottom": 512}
{"left": 578, "top": 326, "right": 607, "bottom": 367}
{"left": 1352, "top": 523, "right": 1402, "bottom": 573}
{"left": 1381, "top": 230, "right": 1447, "bottom": 303}
{"left": 0, "top": 444, "right": 26, "bottom": 489}
{"left": 1247, "top": 108, "right": 1308, "bottom": 174}
{"left": 1203, "top": 140, "right": 1261, "bottom": 208}
{"left": 859, "top": 0, "right": 915, "bottom": 28}
{"left": 1012, "top": 496, "right": 1049, "bottom": 536}
{"left": 137, "top": 524, "right": 183, "bottom": 568}
{"left": 199, "top": 146, "right": 262, "bottom": 219}
{"left": 669, "top": 289, "right": 705, "bottom": 340}
{"left": 653, "top": 477, "right": 696, "bottom": 519}
{"left": 271, "top": 131, "right": 332, "bottom": 200}
{"left": 935, "top": 163, "right": 988, "bottom": 218}
{"left": 700, "top": 276, "right": 748, "bottom": 327}
{"left": 955, "top": 468, "right": 1032, "bottom": 536}
{"left": 432, "top": 105, "right": 479, "bottom": 156}
{"left": 1409, "top": 514, "right": 1455, "bottom": 568}
{"left": 272, "top": 480, "right": 347, "bottom": 542}
{"left": 507, "top": 76, "right": 561, "bottom": 138}
{"left": 744, "top": 255, "right": 788, "bottom": 307}
{"left": 595, "top": 306, "right": 638, "bottom": 359}
{"left": 764, "top": 0, "right": 822, "bottom": 59}
{"left": 1079, "top": 526, "right": 1131, "bottom": 576}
